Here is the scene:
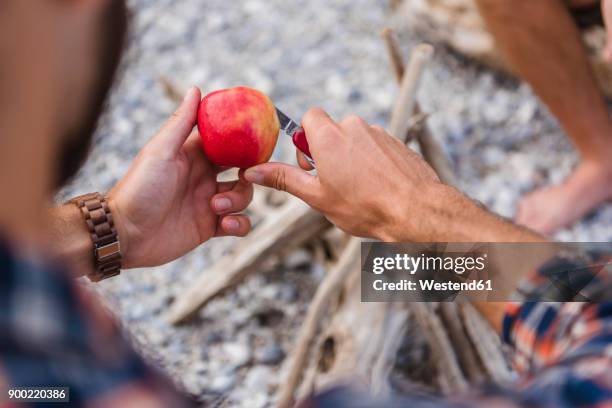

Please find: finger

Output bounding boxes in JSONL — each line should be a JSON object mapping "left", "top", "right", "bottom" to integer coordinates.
{"left": 211, "top": 180, "right": 254, "bottom": 214}
{"left": 215, "top": 215, "right": 251, "bottom": 237}
{"left": 181, "top": 130, "right": 204, "bottom": 161}
{"left": 151, "top": 86, "right": 201, "bottom": 156}
{"left": 296, "top": 150, "right": 315, "bottom": 171}
{"left": 244, "top": 162, "right": 321, "bottom": 205}
{"left": 371, "top": 125, "right": 387, "bottom": 133}
{"left": 301, "top": 107, "right": 339, "bottom": 148}
{"left": 340, "top": 115, "right": 369, "bottom": 130}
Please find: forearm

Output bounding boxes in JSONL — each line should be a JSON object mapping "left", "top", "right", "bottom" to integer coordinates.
{"left": 383, "top": 184, "right": 548, "bottom": 330}
{"left": 47, "top": 204, "right": 94, "bottom": 276}
{"left": 384, "top": 184, "right": 546, "bottom": 244}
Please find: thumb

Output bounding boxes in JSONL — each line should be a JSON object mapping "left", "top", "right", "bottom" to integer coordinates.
{"left": 244, "top": 163, "right": 321, "bottom": 205}
{"left": 153, "top": 86, "right": 201, "bottom": 155}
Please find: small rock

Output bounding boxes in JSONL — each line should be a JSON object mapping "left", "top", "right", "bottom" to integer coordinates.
{"left": 183, "top": 373, "right": 204, "bottom": 395}
{"left": 252, "top": 306, "right": 284, "bottom": 327}
{"left": 278, "top": 283, "right": 298, "bottom": 302}
{"left": 222, "top": 342, "right": 251, "bottom": 368}
{"left": 284, "top": 249, "right": 311, "bottom": 270}
{"left": 238, "top": 392, "right": 268, "bottom": 408}
{"left": 256, "top": 343, "right": 285, "bottom": 365}
{"left": 205, "top": 332, "right": 224, "bottom": 344}
{"left": 244, "top": 366, "right": 273, "bottom": 390}
{"left": 209, "top": 373, "right": 236, "bottom": 394}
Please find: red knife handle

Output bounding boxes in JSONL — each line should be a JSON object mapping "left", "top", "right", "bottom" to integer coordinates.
{"left": 292, "top": 129, "right": 312, "bottom": 159}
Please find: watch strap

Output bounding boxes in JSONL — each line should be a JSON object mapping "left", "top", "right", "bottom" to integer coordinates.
{"left": 69, "top": 192, "right": 122, "bottom": 281}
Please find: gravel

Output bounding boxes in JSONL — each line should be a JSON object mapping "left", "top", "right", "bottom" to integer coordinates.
{"left": 57, "top": 0, "right": 611, "bottom": 405}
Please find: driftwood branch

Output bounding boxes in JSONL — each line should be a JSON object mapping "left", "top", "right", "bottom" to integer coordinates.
{"left": 389, "top": 44, "right": 434, "bottom": 140}
{"left": 167, "top": 199, "right": 329, "bottom": 324}
{"left": 159, "top": 76, "right": 185, "bottom": 103}
{"left": 459, "top": 300, "right": 512, "bottom": 383}
{"left": 276, "top": 237, "right": 360, "bottom": 408}
{"left": 438, "top": 303, "right": 485, "bottom": 384}
{"left": 383, "top": 27, "right": 457, "bottom": 185}
{"left": 382, "top": 27, "right": 406, "bottom": 83}
{"left": 411, "top": 303, "right": 468, "bottom": 392}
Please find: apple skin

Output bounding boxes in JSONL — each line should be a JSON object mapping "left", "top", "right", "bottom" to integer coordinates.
{"left": 197, "top": 87, "right": 280, "bottom": 168}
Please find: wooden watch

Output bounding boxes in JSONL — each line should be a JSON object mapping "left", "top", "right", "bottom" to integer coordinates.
{"left": 69, "top": 192, "right": 122, "bottom": 282}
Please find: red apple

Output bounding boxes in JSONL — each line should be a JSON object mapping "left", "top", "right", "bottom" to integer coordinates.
{"left": 197, "top": 87, "right": 280, "bottom": 168}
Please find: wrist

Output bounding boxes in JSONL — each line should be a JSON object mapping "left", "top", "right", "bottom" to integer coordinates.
{"left": 48, "top": 205, "right": 94, "bottom": 276}
{"left": 105, "top": 194, "right": 132, "bottom": 269}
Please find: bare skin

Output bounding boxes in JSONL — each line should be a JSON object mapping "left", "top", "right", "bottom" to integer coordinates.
{"left": 49, "top": 87, "right": 255, "bottom": 273}
{"left": 245, "top": 109, "right": 546, "bottom": 329}
{"left": 475, "top": 0, "right": 612, "bottom": 234}
{"left": 0, "top": 0, "right": 254, "bottom": 277}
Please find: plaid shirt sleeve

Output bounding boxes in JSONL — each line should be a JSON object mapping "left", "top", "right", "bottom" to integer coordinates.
{"left": 304, "top": 250, "right": 612, "bottom": 408}
{"left": 499, "top": 251, "right": 612, "bottom": 407}
{"left": 0, "top": 239, "right": 194, "bottom": 407}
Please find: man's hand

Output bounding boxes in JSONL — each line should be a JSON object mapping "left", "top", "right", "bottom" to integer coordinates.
{"left": 244, "top": 108, "right": 543, "bottom": 243}
{"left": 107, "top": 87, "right": 253, "bottom": 268}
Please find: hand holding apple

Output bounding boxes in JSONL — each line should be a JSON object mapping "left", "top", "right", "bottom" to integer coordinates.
{"left": 108, "top": 87, "right": 254, "bottom": 268}
{"left": 197, "top": 87, "right": 280, "bottom": 168}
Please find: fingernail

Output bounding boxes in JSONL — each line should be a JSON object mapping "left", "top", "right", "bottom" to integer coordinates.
{"left": 214, "top": 197, "right": 232, "bottom": 212}
{"left": 244, "top": 169, "right": 264, "bottom": 184}
{"left": 183, "top": 86, "right": 196, "bottom": 102}
{"left": 224, "top": 218, "right": 240, "bottom": 231}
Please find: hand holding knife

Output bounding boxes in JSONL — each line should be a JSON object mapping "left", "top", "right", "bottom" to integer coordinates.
{"left": 276, "top": 107, "right": 315, "bottom": 168}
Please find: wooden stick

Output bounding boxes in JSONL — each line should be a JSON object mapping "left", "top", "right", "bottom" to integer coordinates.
{"left": 167, "top": 198, "right": 330, "bottom": 324}
{"left": 389, "top": 43, "right": 434, "bottom": 140}
{"left": 438, "top": 303, "right": 485, "bottom": 384}
{"left": 276, "top": 237, "right": 360, "bottom": 408}
{"left": 382, "top": 28, "right": 406, "bottom": 83}
{"left": 417, "top": 122, "right": 458, "bottom": 185}
{"left": 411, "top": 303, "right": 468, "bottom": 392}
{"left": 459, "top": 300, "right": 513, "bottom": 383}
{"left": 159, "top": 76, "right": 184, "bottom": 103}
{"left": 383, "top": 27, "right": 457, "bottom": 185}
{"left": 369, "top": 304, "right": 409, "bottom": 395}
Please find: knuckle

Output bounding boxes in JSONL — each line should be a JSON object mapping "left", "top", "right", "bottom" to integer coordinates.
{"left": 305, "top": 106, "right": 325, "bottom": 117}
{"left": 342, "top": 115, "right": 367, "bottom": 128}
{"left": 272, "top": 169, "right": 287, "bottom": 192}
{"left": 303, "top": 107, "right": 323, "bottom": 125}
{"left": 169, "top": 110, "right": 182, "bottom": 122}
{"left": 319, "top": 123, "right": 342, "bottom": 139}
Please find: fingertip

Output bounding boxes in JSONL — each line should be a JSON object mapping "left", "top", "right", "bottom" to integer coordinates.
{"left": 180, "top": 87, "right": 201, "bottom": 114}
{"left": 244, "top": 167, "right": 265, "bottom": 184}
{"left": 237, "top": 169, "right": 253, "bottom": 185}
{"left": 212, "top": 196, "right": 232, "bottom": 213}
{"left": 220, "top": 215, "right": 251, "bottom": 237}
{"left": 296, "top": 150, "right": 314, "bottom": 170}
{"left": 302, "top": 107, "right": 333, "bottom": 129}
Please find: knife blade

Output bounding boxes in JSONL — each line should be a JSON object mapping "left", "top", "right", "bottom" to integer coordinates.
{"left": 276, "top": 107, "right": 315, "bottom": 167}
